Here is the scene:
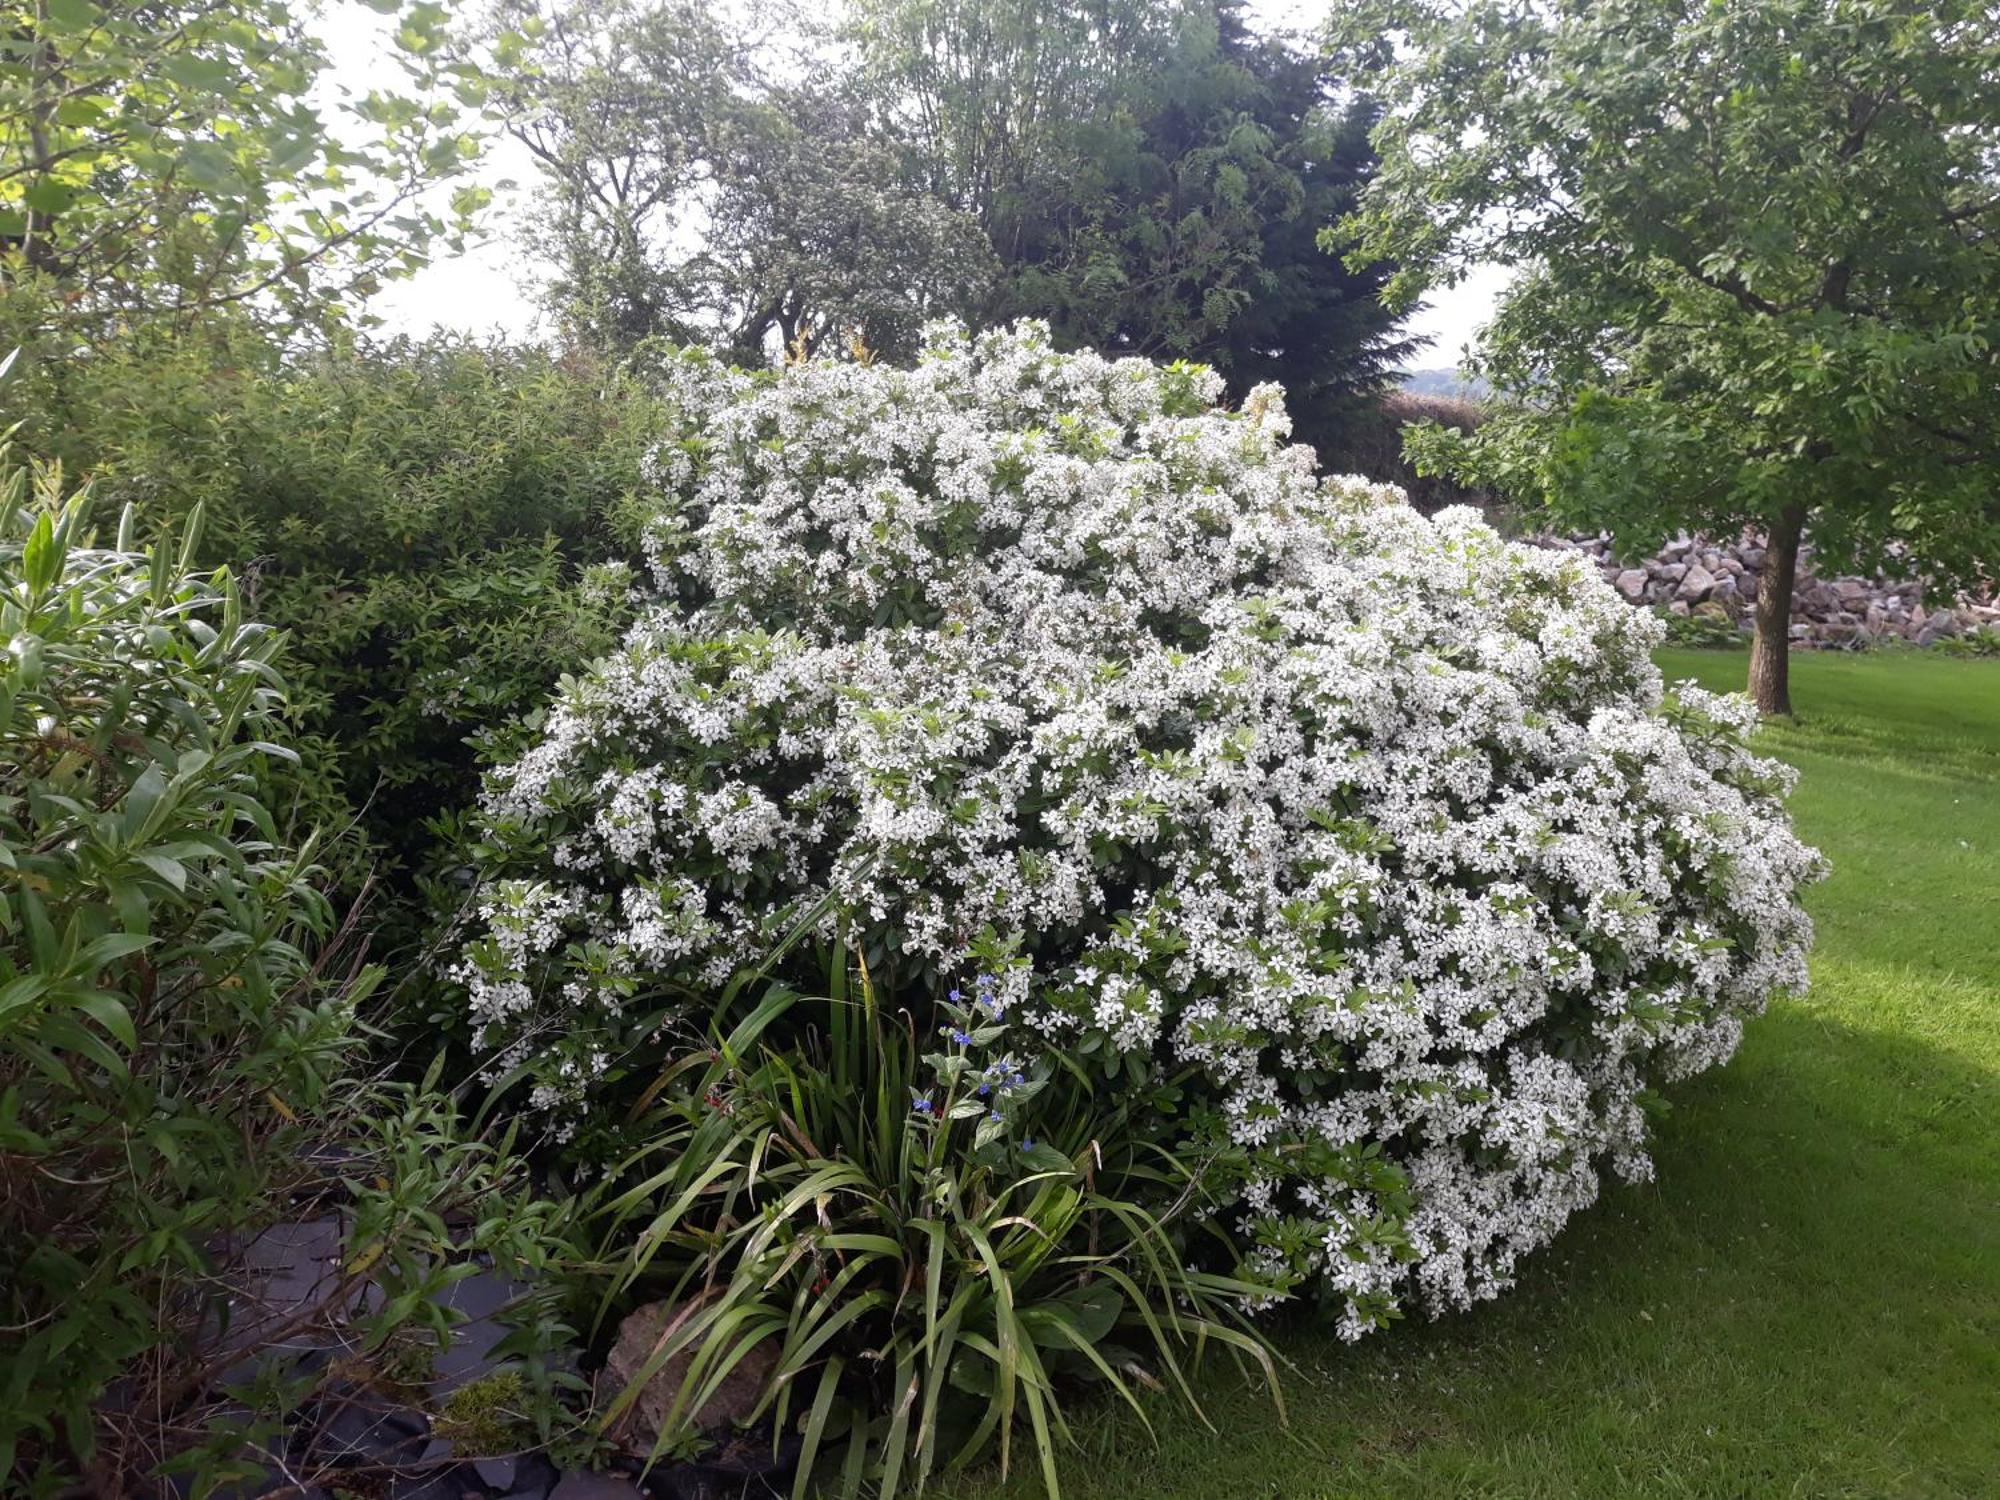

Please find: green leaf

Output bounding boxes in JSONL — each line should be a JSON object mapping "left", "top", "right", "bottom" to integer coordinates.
{"left": 22, "top": 512, "right": 58, "bottom": 593}
{"left": 41, "top": 0, "right": 99, "bottom": 29}
{"left": 135, "top": 853, "right": 188, "bottom": 892}
{"left": 122, "top": 763, "right": 168, "bottom": 838}
{"left": 69, "top": 990, "right": 137, "bottom": 1052}
{"left": 74, "top": 933, "right": 154, "bottom": 971}
{"left": 0, "top": 972, "right": 55, "bottom": 1028}
{"left": 21, "top": 180, "right": 78, "bottom": 216}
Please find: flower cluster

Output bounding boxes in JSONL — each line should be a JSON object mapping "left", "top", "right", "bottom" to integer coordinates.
{"left": 910, "top": 973, "right": 1044, "bottom": 1155}
{"left": 455, "top": 321, "right": 1821, "bottom": 1332}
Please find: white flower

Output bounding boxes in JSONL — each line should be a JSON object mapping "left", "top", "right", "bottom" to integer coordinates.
{"left": 457, "top": 321, "right": 1822, "bottom": 1329}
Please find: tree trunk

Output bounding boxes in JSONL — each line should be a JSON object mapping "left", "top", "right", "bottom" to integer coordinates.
{"left": 1749, "top": 502, "right": 1808, "bottom": 716}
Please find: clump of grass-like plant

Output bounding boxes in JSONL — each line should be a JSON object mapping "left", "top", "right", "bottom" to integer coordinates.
{"left": 586, "top": 951, "right": 1284, "bottom": 1498}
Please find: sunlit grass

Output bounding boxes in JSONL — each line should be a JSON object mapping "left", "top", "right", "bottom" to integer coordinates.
{"left": 949, "top": 649, "right": 2000, "bottom": 1499}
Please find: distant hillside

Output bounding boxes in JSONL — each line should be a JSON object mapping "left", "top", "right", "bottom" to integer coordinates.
{"left": 1399, "top": 367, "right": 1490, "bottom": 400}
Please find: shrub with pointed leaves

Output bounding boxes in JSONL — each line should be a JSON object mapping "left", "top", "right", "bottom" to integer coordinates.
{"left": 0, "top": 458, "right": 574, "bottom": 1490}
{"left": 457, "top": 322, "right": 1821, "bottom": 1334}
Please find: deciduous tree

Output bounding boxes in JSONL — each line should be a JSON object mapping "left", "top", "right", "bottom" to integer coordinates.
{"left": 1335, "top": 0, "right": 2000, "bottom": 713}
{"left": 0, "top": 0, "right": 488, "bottom": 340}
{"left": 485, "top": 0, "right": 991, "bottom": 357}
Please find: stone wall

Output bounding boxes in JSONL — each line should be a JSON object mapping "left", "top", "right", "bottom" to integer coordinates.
{"left": 1538, "top": 533, "right": 1999, "bottom": 647}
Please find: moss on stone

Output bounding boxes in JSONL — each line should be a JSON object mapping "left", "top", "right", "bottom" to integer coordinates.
{"left": 434, "top": 1368, "right": 528, "bottom": 1455}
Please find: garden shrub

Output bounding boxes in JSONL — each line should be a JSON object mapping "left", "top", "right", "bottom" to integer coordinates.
{"left": 1656, "top": 603, "right": 1747, "bottom": 650}
{"left": 1934, "top": 624, "right": 2000, "bottom": 658}
{"left": 5, "top": 324, "right": 662, "bottom": 889}
{"left": 0, "top": 460, "right": 571, "bottom": 1492}
{"left": 457, "top": 322, "right": 1821, "bottom": 1337}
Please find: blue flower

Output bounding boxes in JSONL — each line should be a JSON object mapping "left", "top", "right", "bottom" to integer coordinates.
{"left": 947, "top": 987, "right": 962, "bottom": 1003}
{"left": 950, "top": 1029, "right": 973, "bottom": 1046}
{"left": 912, "top": 1094, "right": 934, "bottom": 1116}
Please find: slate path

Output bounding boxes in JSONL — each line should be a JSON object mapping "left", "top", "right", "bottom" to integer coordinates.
{"left": 178, "top": 1218, "right": 787, "bottom": 1500}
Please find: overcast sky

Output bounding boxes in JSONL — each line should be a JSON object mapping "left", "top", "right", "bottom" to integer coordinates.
{"left": 318, "top": 0, "right": 1505, "bottom": 367}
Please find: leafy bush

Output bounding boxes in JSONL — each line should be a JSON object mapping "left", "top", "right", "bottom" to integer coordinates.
{"left": 1656, "top": 604, "right": 1746, "bottom": 650}
{"left": 1934, "top": 624, "right": 2000, "bottom": 658}
{"left": 588, "top": 955, "right": 1279, "bottom": 1498}
{"left": 278, "top": 540, "right": 638, "bottom": 888}
{"left": 456, "top": 322, "right": 1821, "bottom": 1339}
{"left": 0, "top": 459, "right": 571, "bottom": 1491}
{"left": 5, "top": 325, "right": 662, "bottom": 887}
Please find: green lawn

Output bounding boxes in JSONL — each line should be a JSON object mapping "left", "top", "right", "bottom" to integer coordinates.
{"left": 955, "top": 650, "right": 2000, "bottom": 1500}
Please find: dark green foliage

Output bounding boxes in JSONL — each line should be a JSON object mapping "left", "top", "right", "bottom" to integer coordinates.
{"left": 995, "top": 2, "right": 1415, "bottom": 457}
{"left": 5, "top": 325, "right": 664, "bottom": 887}
{"left": 1657, "top": 605, "right": 1746, "bottom": 650}
{"left": 1933, "top": 626, "right": 2000, "bottom": 659}
{"left": 1337, "top": 389, "right": 1496, "bottom": 516}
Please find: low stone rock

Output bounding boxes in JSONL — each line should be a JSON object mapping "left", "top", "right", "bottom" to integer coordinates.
{"left": 429, "top": 1267, "right": 534, "bottom": 1399}
{"left": 308, "top": 1381, "right": 430, "bottom": 1469}
{"left": 476, "top": 1454, "right": 520, "bottom": 1490}
{"left": 496, "top": 1454, "right": 561, "bottom": 1500}
{"left": 550, "top": 1473, "right": 647, "bottom": 1500}
{"left": 386, "top": 1473, "right": 479, "bottom": 1500}
{"left": 1545, "top": 512, "right": 1988, "bottom": 627}
{"left": 1677, "top": 562, "right": 1716, "bottom": 602}
{"left": 596, "top": 1300, "right": 779, "bottom": 1459}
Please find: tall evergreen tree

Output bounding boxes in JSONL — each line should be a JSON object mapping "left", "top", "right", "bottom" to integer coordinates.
{"left": 989, "top": 3, "right": 1415, "bottom": 457}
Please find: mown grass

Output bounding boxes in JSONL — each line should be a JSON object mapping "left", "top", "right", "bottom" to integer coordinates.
{"left": 951, "top": 649, "right": 1999, "bottom": 1500}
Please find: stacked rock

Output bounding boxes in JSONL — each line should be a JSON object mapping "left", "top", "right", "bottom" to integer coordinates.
{"left": 1534, "top": 532, "right": 1999, "bottom": 647}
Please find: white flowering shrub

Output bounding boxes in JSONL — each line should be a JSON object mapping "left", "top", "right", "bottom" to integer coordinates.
{"left": 457, "top": 322, "right": 1820, "bottom": 1334}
